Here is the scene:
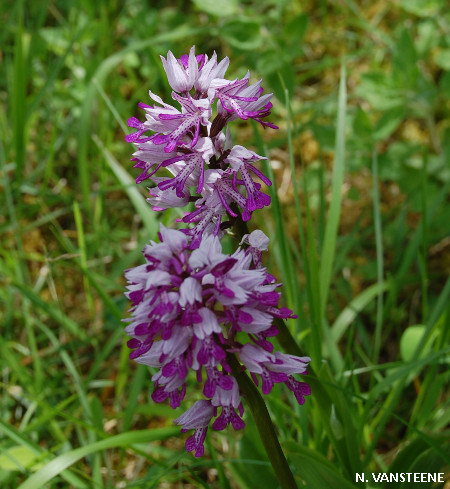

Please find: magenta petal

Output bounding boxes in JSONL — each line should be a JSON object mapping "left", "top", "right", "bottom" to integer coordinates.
{"left": 231, "top": 415, "right": 245, "bottom": 430}
{"left": 127, "top": 338, "right": 141, "bottom": 349}
{"left": 211, "top": 258, "right": 237, "bottom": 277}
{"left": 211, "top": 416, "right": 227, "bottom": 431}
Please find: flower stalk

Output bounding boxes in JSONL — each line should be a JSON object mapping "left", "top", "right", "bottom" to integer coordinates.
{"left": 227, "top": 352, "right": 298, "bottom": 489}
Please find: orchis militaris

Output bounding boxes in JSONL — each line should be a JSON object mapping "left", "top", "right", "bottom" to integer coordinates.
{"left": 124, "top": 46, "right": 310, "bottom": 459}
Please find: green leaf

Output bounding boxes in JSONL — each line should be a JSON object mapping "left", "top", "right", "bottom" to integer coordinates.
{"left": 393, "top": 29, "right": 418, "bottom": 87}
{"left": 286, "top": 442, "right": 359, "bottom": 489}
{"left": 11, "top": 4, "right": 26, "bottom": 181}
{"left": 399, "top": 0, "right": 446, "bottom": 17}
{"left": 400, "top": 325, "right": 433, "bottom": 362}
{"left": 434, "top": 48, "right": 450, "bottom": 70}
{"left": 311, "top": 122, "right": 336, "bottom": 150}
{"left": 256, "top": 50, "right": 288, "bottom": 76}
{"left": 17, "top": 429, "right": 179, "bottom": 489}
{"left": 230, "top": 415, "right": 278, "bottom": 489}
{"left": 192, "top": 0, "right": 238, "bottom": 17}
{"left": 221, "top": 19, "right": 261, "bottom": 51}
{"left": 317, "top": 364, "right": 362, "bottom": 476}
{"left": 439, "top": 71, "right": 450, "bottom": 96}
{"left": 373, "top": 106, "right": 406, "bottom": 141}
{"left": 0, "top": 446, "right": 42, "bottom": 471}
{"left": 416, "top": 19, "right": 440, "bottom": 56}
{"left": 377, "top": 141, "right": 416, "bottom": 181}
{"left": 353, "top": 106, "right": 373, "bottom": 139}
{"left": 387, "top": 433, "right": 450, "bottom": 485}
{"left": 396, "top": 441, "right": 450, "bottom": 489}
{"left": 283, "top": 13, "right": 308, "bottom": 57}
{"left": 268, "top": 64, "right": 296, "bottom": 98}
{"left": 357, "top": 73, "right": 405, "bottom": 110}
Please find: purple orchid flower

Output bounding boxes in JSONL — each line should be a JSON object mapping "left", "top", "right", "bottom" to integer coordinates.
{"left": 123, "top": 47, "right": 310, "bottom": 459}
{"left": 124, "top": 224, "right": 310, "bottom": 457}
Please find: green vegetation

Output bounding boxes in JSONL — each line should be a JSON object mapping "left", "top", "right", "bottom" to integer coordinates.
{"left": 1, "top": 1, "right": 449, "bottom": 488}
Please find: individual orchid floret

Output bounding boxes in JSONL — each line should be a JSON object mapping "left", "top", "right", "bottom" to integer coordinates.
{"left": 152, "top": 93, "right": 211, "bottom": 153}
{"left": 240, "top": 229, "right": 270, "bottom": 251}
{"left": 147, "top": 178, "right": 190, "bottom": 211}
{"left": 240, "top": 229, "right": 278, "bottom": 284}
{"left": 211, "top": 379, "right": 245, "bottom": 431}
{"left": 130, "top": 140, "right": 178, "bottom": 183}
{"left": 157, "top": 137, "right": 214, "bottom": 197}
{"left": 241, "top": 97, "right": 278, "bottom": 130}
{"left": 180, "top": 170, "right": 229, "bottom": 248}
{"left": 208, "top": 74, "right": 257, "bottom": 117}
{"left": 226, "top": 145, "right": 272, "bottom": 212}
{"left": 228, "top": 80, "right": 278, "bottom": 130}
{"left": 173, "top": 400, "right": 214, "bottom": 457}
{"left": 239, "top": 344, "right": 310, "bottom": 396}
{"left": 209, "top": 75, "right": 278, "bottom": 132}
{"left": 212, "top": 173, "right": 253, "bottom": 222}
{"left": 160, "top": 46, "right": 199, "bottom": 94}
{"left": 125, "top": 116, "right": 155, "bottom": 144}
{"left": 195, "top": 51, "right": 230, "bottom": 96}
{"left": 177, "top": 166, "right": 271, "bottom": 248}
{"left": 124, "top": 225, "right": 310, "bottom": 456}
{"left": 181, "top": 203, "right": 226, "bottom": 250}
{"left": 127, "top": 92, "right": 181, "bottom": 144}
{"left": 160, "top": 46, "right": 230, "bottom": 97}
{"left": 286, "top": 376, "right": 312, "bottom": 405}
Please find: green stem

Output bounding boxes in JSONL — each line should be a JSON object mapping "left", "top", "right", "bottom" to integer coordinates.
{"left": 229, "top": 219, "right": 298, "bottom": 488}
{"left": 227, "top": 353, "right": 298, "bottom": 489}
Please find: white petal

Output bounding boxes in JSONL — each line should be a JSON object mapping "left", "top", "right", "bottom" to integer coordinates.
{"left": 179, "top": 277, "right": 202, "bottom": 306}
{"left": 193, "top": 307, "right": 221, "bottom": 339}
{"left": 159, "top": 224, "right": 188, "bottom": 252}
{"left": 248, "top": 230, "right": 270, "bottom": 251}
{"left": 174, "top": 400, "right": 214, "bottom": 429}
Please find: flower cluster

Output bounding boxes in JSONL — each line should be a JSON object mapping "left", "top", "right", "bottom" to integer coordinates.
{"left": 124, "top": 225, "right": 310, "bottom": 457}
{"left": 124, "top": 46, "right": 310, "bottom": 457}
{"left": 127, "top": 46, "right": 276, "bottom": 248}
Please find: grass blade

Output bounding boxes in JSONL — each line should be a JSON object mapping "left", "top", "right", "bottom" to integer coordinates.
{"left": 16, "top": 428, "right": 179, "bottom": 489}
{"left": 371, "top": 150, "right": 384, "bottom": 363}
{"left": 319, "top": 63, "right": 347, "bottom": 318}
{"left": 93, "top": 134, "right": 158, "bottom": 238}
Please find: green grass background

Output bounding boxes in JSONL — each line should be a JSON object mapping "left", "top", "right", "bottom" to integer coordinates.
{"left": 1, "top": 1, "right": 449, "bottom": 488}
